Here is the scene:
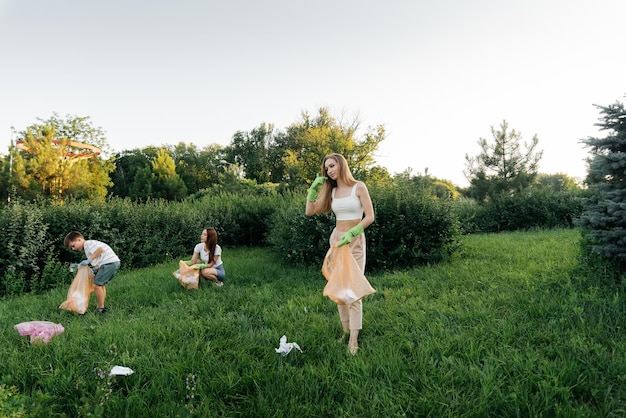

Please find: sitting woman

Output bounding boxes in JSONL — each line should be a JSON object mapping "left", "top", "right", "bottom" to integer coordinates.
{"left": 190, "top": 227, "right": 225, "bottom": 287}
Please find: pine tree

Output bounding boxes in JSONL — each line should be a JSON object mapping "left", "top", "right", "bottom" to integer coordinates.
{"left": 579, "top": 98, "right": 626, "bottom": 265}
{"left": 464, "top": 120, "right": 542, "bottom": 202}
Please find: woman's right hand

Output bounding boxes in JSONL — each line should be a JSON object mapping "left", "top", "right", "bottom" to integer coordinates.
{"left": 307, "top": 176, "right": 327, "bottom": 202}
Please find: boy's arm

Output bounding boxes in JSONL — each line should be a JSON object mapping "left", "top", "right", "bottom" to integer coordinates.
{"left": 88, "top": 247, "right": 105, "bottom": 265}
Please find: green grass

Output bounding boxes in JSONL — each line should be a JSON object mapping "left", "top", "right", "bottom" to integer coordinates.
{"left": 2, "top": 229, "right": 626, "bottom": 417}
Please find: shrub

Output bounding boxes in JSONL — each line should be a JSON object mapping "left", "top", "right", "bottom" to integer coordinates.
{"left": 366, "top": 181, "right": 461, "bottom": 270}
{"left": 0, "top": 191, "right": 290, "bottom": 296}
{"left": 42, "top": 193, "right": 283, "bottom": 268}
{"left": 32, "top": 249, "right": 70, "bottom": 294}
{"left": 268, "top": 179, "right": 462, "bottom": 272}
{"left": 451, "top": 197, "right": 487, "bottom": 234}
{"left": 0, "top": 182, "right": 588, "bottom": 297}
{"left": 461, "top": 189, "right": 585, "bottom": 233}
{"left": 266, "top": 203, "right": 335, "bottom": 267}
{"left": 0, "top": 200, "right": 49, "bottom": 295}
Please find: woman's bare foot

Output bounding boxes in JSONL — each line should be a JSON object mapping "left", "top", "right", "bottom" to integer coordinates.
{"left": 348, "top": 329, "right": 360, "bottom": 355}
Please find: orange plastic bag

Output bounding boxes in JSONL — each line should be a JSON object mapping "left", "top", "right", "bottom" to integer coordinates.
{"left": 322, "top": 245, "right": 376, "bottom": 305}
{"left": 173, "top": 260, "right": 200, "bottom": 290}
{"left": 59, "top": 266, "right": 94, "bottom": 314}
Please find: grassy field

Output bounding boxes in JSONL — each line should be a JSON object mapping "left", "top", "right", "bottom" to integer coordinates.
{"left": 2, "top": 228, "right": 626, "bottom": 417}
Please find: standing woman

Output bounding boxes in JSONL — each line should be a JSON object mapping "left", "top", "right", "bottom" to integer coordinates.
{"left": 305, "top": 153, "right": 375, "bottom": 355}
{"left": 190, "top": 227, "right": 225, "bottom": 287}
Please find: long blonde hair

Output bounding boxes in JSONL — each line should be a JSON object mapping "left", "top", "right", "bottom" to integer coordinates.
{"left": 317, "top": 153, "right": 356, "bottom": 214}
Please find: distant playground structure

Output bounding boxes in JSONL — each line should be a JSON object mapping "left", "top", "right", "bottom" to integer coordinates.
{"left": 15, "top": 138, "right": 101, "bottom": 161}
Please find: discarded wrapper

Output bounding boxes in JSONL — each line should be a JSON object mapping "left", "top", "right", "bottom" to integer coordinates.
{"left": 14, "top": 321, "right": 65, "bottom": 344}
{"left": 110, "top": 366, "right": 134, "bottom": 376}
{"left": 275, "top": 335, "right": 302, "bottom": 356}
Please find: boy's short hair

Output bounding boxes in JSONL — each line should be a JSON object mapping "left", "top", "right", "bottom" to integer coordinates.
{"left": 64, "top": 231, "right": 84, "bottom": 247}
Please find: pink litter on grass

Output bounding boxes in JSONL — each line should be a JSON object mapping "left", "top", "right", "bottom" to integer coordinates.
{"left": 14, "top": 321, "right": 65, "bottom": 344}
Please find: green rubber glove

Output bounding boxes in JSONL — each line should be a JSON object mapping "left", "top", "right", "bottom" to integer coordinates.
{"left": 337, "top": 223, "right": 364, "bottom": 247}
{"left": 193, "top": 263, "right": 208, "bottom": 270}
{"left": 306, "top": 176, "right": 327, "bottom": 202}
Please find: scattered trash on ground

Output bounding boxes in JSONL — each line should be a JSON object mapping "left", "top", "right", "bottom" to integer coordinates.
{"left": 14, "top": 321, "right": 65, "bottom": 344}
{"left": 110, "top": 366, "right": 134, "bottom": 376}
{"left": 275, "top": 335, "right": 302, "bottom": 356}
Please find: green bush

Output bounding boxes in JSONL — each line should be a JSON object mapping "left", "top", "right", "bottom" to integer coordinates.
{"left": 451, "top": 197, "right": 487, "bottom": 234}
{"left": 32, "top": 249, "right": 70, "bottom": 294}
{"left": 0, "top": 200, "right": 49, "bottom": 294}
{"left": 266, "top": 203, "right": 335, "bottom": 267}
{"left": 267, "top": 180, "right": 462, "bottom": 272}
{"left": 366, "top": 181, "right": 461, "bottom": 270}
{"left": 44, "top": 194, "right": 282, "bottom": 269}
{"left": 459, "top": 189, "right": 586, "bottom": 233}
{"left": 0, "top": 191, "right": 289, "bottom": 296}
{"left": 0, "top": 184, "right": 588, "bottom": 297}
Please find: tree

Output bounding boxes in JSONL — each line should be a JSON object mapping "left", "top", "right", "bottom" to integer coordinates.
{"left": 275, "top": 108, "right": 385, "bottom": 188}
{"left": 9, "top": 116, "right": 114, "bottom": 201}
{"left": 170, "top": 142, "right": 222, "bottom": 194}
{"left": 40, "top": 113, "right": 109, "bottom": 153}
{"left": 535, "top": 173, "right": 581, "bottom": 192}
{"left": 578, "top": 98, "right": 626, "bottom": 265}
{"left": 464, "top": 120, "right": 543, "bottom": 202}
{"left": 224, "top": 124, "right": 275, "bottom": 183}
{"left": 112, "top": 144, "right": 226, "bottom": 199}
{"left": 110, "top": 148, "right": 157, "bottom": 198}
{"left": 393, "top": 169, "right": 459, "bottom": 200}
{"left": 127, "top": 148, "right": 187, "bottom": 201}
{"left": 151, "top": 148, "right": 187, "bottom": 200}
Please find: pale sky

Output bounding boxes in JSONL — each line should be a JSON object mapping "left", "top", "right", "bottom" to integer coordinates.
{"left": 1, "top": 0, "right": 625, "bottom": 186}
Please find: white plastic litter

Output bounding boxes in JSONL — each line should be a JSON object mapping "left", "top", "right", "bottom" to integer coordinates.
{"left": 110, "top": 366, "right": 134, "bottom": 376}
{"left": 275, "top": 335, "right": 302, "bottom": 356}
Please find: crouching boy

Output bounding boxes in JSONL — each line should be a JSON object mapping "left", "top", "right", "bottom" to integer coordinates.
{"left": 64, "top": 231, "right": 121, "bottom": 314}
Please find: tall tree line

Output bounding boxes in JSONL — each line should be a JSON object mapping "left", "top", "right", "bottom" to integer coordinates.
{"left": 1, "top": 108, "right": 388, "bottom": 202}
{"left": 1, "top": 107, "right": 586, "bottom": 205}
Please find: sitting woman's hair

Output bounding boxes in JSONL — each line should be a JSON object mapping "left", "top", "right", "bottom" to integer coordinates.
{"left": 204, "top": 227, "right": 218, "bottom": 261}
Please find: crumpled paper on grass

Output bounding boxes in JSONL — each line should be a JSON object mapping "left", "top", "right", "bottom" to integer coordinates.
{"left": 275, "top": 335, "right": 302, "bottom": 356}
{"left": 14, "top": 321, "right": 65, "bottom": 344}
{"left": 110, "top": 366, "right": 134, "bottom": 376}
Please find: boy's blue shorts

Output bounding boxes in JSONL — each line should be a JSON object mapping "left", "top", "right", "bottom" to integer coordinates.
{"left": 94, "top": 261, "right": 121, "bottom": 286}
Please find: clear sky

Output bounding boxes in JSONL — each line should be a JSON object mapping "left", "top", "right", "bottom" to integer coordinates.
{"left": 1, "top": 0, "right": 625, "bottom": 186}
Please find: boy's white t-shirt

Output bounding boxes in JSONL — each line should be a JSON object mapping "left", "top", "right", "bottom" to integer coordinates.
{"left": 84, "top": 240, "right": 120, "bottom": 266}
{"left": 194, "top": 243, "right": 223, "bottom": 267}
